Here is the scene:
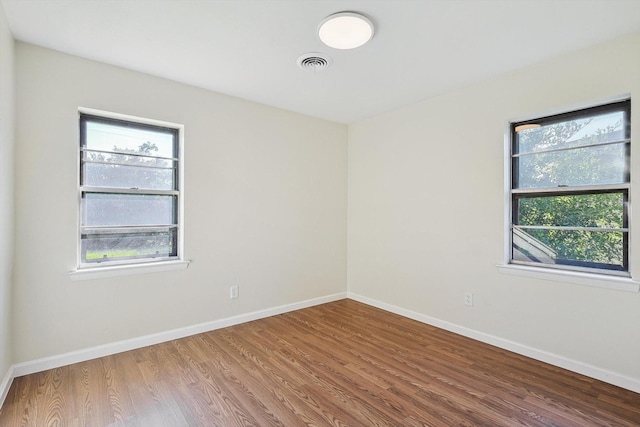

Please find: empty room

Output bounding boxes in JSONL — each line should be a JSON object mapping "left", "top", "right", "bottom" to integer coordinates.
{"left": 1, "top": 0, "right": 640, "bottom": 425}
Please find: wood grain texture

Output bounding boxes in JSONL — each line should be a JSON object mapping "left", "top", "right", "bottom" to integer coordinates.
{"left": 1, "top": 299, "right": 639, "bottom": 426}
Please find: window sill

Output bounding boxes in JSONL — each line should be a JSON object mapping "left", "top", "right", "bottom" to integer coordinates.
{"left": 497, "top": 264, "right": 639, "bottom": 293}
{"left": 69, "top": 260, "right": 190, "bottom": 281}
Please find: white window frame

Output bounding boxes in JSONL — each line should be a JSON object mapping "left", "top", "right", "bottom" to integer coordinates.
{"left": 70, "top": 108, "right": 187, "bottom": 280}
{"left": 499, "top": 96, "right": 639, "bottom": 293}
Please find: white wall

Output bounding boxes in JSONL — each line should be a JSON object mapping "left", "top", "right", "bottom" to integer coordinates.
{"left": 0, "top": 3, "right": 15, "bottom": 388}
{"left": 348, "top": 32, "right": 640, "bottom": 383}
{"left": 12, "top": 43, "right": 347, "bottom": 363}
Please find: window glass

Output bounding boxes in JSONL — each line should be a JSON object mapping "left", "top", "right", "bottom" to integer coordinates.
{"left": 84, "top": 121, "right": 175, "bottom": 158}
{"left": 515, "top": 110, "right": 626, "bottom": 155}
{"left": 82, "top": 193, "right": 176, "bottom": 227}
{"left": 516, "top": 193, "right": 624, "bottom": 228}
{"left": 512, "top": 229, "right": 625, "bottom": 270}
{"left": 515, "top": 144, "right": 626, "bottom": 189}
{"left": 81, "top": 228, "right": 177, "bottom": 263}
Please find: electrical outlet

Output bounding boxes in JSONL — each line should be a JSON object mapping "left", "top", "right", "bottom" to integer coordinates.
{"left": 464, "top": 292, "right": 473, "bottom": 307}
{"left": 230, "top": 285, "right": 239, "bottom": 299}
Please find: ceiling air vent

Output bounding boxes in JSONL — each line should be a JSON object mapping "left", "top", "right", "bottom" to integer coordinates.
{"left": 297, "top": 53, "right": 332, "bottom": 72}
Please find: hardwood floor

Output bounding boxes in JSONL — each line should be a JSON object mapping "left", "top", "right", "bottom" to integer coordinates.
{"left": 1, "top": 299, "right": 639, "bottom": 426}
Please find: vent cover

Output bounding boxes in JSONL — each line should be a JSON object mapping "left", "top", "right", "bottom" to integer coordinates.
{"left": 297, "top": 53, "right": 332, "bottom": 72}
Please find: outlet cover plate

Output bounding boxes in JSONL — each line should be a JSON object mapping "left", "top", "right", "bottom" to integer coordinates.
{"left": 464, "top": 292, "right": 473, "bottom": 306}
{"left": 230, "top": 285, "right": 239, "bottom": 299}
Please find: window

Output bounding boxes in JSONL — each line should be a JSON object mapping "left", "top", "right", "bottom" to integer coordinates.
{"left": 79, "top": 111, "right": 182, "bottom": 268}
{"left": 510, "top": 99, "right": 630, "bottom": 275}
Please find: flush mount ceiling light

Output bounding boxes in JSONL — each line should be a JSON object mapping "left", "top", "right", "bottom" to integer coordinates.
{"left": 318, "top": 12, "right": 374, "bottom": 50}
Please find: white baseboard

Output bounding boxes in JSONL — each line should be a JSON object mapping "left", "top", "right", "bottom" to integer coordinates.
{"left": 348, "top": 292, "right": 640, "bottom": 394}
{"left": 0, "top": 364, "right": 14, "bottom": 410}
{"left": 10, "top": 292, "right": 347, "bottom": 380}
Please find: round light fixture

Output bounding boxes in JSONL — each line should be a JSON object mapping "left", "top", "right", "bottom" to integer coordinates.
{"left": 318, "top": 12, "right": 374, "bottom": 50}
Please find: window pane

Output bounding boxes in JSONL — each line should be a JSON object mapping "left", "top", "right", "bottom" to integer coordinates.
{"left": 83, "top": 163, "right": 175, "bottom": 190}
{"left": 84, "top": 120, "right": 176, "bottom": 158}
{"left": 517, "top": 193, "right": 624, "bottom": 228}
{"left": 83, "top": 151, "right": 173, "bottom": 167}
{"left": 82, "top": 193, "right": 176, "bottom": 227}
{"left": 516, "top": 110, "right": 626, "bottom": 155}
{"left": 81, "top": 227, "right": 177, "bottom": 263}
{"left": 515, "top": 143, "right": 626, "bottom": 189}
{"left": 512, "top": 228, "right": 625, "bottom": 270}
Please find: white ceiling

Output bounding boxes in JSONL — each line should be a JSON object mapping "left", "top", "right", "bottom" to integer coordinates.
{"left": 2, "top": 0, "right": 640, "bottom": 124}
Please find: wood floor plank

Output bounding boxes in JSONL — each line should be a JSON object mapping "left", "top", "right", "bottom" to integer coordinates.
{"left": 1, "top": 299, "right": 639, "bottom": 426}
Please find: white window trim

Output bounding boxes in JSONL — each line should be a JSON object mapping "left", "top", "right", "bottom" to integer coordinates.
{"left": 501, "top": 94, "right": 637, "bottom": 292}
{"left": 70, "top": 107, "right": 188, "bottom": 279}
{"left": 69, "top": 259, "right": 190, "bottom": 281}
{"left": 497, "top": 264, "right": 639, "bottom": 293}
